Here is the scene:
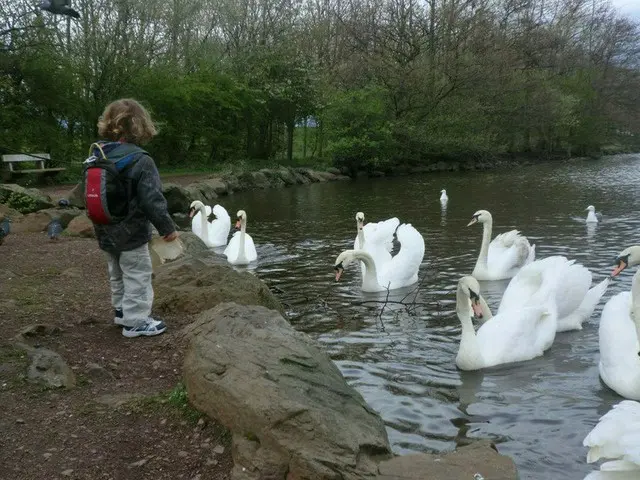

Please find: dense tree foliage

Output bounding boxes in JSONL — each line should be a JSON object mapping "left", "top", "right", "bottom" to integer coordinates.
{"left": 1, "top": 0, "right": 639, "bottom": 176}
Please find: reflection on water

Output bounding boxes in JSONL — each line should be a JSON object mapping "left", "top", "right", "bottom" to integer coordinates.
{"left": 200, "top": 154, "right": 640, "bottom": 480}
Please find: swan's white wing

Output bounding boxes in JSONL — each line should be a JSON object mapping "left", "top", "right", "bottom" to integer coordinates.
{"left": 475, "top": 304, "right": 556, "bottom": 367}
{"left": 583, "top": 470, "right": 640, "bottom": 479}
{"left": 487, "top": 230, "right": 533, "bottom": 275}
{"left": 223, "top": 230, "right": 240, "bottom": 258}
{"left": 191, "top": 205, "right": 212, "bottom": 238}
{"left": 243, "top": 232, "right": 258, "bottom": 261}
{"left": 367, "top": 217, "right": 399, "bottom": 253}
{"left": 209, "top": 204, "right": 231, "bottom": 247}
{"left": 379, "top": 223, "right": 424, "bottom": 289}
{"left": 584, "top": 401, "right": 640, "bottom": 468}
{"left": 498, "top": 256, "right": 570, "bottom": 313}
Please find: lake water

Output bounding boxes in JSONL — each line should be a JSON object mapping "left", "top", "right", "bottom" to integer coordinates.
{"left": 205, "top": 154, "right": 640, "bottom": 480}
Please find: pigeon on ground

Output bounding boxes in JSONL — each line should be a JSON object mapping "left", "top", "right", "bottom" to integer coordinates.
{"left": 0, "top": 217, "right": 11, "bottom": 245}
{"left": 58, "top": 199, "right": 70, "bottom": 208}
{"left": 39, "top": 0, "right": 80, "bottom": 19}
{"left": 47, "top": 218, "right": 63, "bottom": 241}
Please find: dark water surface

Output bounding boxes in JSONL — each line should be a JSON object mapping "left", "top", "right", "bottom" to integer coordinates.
{"left": 207, "top": 154, "right": 640, "bottom": 479}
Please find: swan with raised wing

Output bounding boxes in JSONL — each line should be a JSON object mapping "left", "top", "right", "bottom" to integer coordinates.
{"left": 223, "top": 210, "right": 258, "bottom": 265}
{"left": 454, "top": 274, "right": 557, "bottom": 371}
{"left": 353, "top": 212, "right": 398, "bottom": 276}
{"left": 598, "top": 246, "right": 640, "bottom": 400}
{"left": 467, "top": 209, "right": 535, "bottom": 281}
{"left": 582, "top": 400, "right": 640, "bottom": 479}
{"left": 335, "top": 223, "right": 424, "bottom": 292}
{"left": 498, "top": 256, "right": 610, "bottom": 332}
{"left": 189, "top": 201, "right": 217, "bottom": 248}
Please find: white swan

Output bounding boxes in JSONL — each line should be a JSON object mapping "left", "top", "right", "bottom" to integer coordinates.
{"left": 189, "top": 200, "right": 217, "bottom": 248}
{"left": 587, "top": 205, "right": 603, "bottom": 224}
{"left": 440, "top": 189, "right": 448, "bottom": 203}
{"left": 353, "top": 212, "right": 398, "bottom": 276}
{"left": 467, "top": 209, "right": 535, "bottom": 281}
{"left": 582, "top": 400, "right": 640, "bottom": 479}
{"left": 223, "top": 210, "right": 257, "bottom": 265}
{"left": 598, "top": 246, "right": 640, "bottom": 401}
{"left": 335, "top": 223, "right": 425, "bottom": 292}
{"left": 498, "top": 256, "right": 610, "bottom": 332}
{"left": 454, "top": 275, "right": 557, "bottom": 371}
{"left": 208, "top": 204, "right": 231, "bottom": 246}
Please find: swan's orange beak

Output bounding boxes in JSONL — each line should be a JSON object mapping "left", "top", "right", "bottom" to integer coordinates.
{"left": 471, "top": 300, "right": 483, "bottom": 319}
{"left": 235, "top": 219, "right": 241, "bottom": 229}
{"left": 467, "top": 218, "right": 477, "bottom": 227}
{"left": 335, "top": 267, "right": 343, "bottom": 282}
{"left": 188, "top": 207, "right": 196, "bottom": 218}
{"left": 612, "top": 260, "right": 627, "bottom": 277}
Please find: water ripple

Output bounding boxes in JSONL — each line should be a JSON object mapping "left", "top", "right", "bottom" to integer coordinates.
{"left": 211, "top": 154, "right": 640, "bottom": 480}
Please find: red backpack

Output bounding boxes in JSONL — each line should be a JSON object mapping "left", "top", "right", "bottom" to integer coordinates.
{"left": 83, "top": 142, "right": 145, "bottom": 225}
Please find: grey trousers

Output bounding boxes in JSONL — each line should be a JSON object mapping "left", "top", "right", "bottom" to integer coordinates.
{"left": 104, "top": 243, "right": 153, "bottom": 328}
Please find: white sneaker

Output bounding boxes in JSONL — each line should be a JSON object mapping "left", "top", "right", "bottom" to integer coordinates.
{"left": 122, "top": 318, "right": 167, "bottom": 338}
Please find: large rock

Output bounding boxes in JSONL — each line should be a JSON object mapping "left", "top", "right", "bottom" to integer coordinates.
{"left": 13, "top": 207, "right": 83, "bottom": 233}
{"left": 65, "top": 214, "right": 95, "bottom": 238}
{"left": 186, "top": 182, "right": 219, "bottom": 204}
{"left": 376, "top": 440, "right": 518, "bottom": 480}
{"left": 0, "top": 184, "right": 55, "bottom": 213}
{"left": 203, "top": 177, "right": 229, "bottom": 196}
{"left": 275, "top": 167, "right": 297, "bottom": 186}
{"left": 162, "top": 183, "right": 190, "bottom": 214}
{"left": 259, "top": 169, "right": 286, "bottom": 189}
{"left": 183, "top": 303, "right": 392, "bottom": 480}
{"left": 153, "top": 257, "right": 284, "bottom": 315}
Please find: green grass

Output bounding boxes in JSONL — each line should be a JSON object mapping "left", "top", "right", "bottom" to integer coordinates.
{"left": 130, "top": 383, "right": 204, "bottom": 424}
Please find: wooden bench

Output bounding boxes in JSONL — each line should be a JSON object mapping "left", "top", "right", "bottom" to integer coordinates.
{"left": 2, "top": 153, "right": 66, "bottom": 181}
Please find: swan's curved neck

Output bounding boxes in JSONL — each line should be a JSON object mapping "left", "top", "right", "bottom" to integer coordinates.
{"left": 199, "top": 206, "right": 210, "bottom": 241}
{"left": 456, "top": 287, "right": 483, "bottom": 367}
{"left": 475, "top": 219, "right": 493, "bottom": 271}
{"left": 238, "top": 219, "right": 246, "bottom": 259}
{"left": 352, "top": 250, "right": 380, "bottom": 290}
{"left": 357, "top": 224, "right": 365, "bottom": 249}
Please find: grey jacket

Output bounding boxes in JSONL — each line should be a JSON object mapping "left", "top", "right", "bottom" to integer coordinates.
{"left": 80, "top": 142, "right": 175, "bottom": 253}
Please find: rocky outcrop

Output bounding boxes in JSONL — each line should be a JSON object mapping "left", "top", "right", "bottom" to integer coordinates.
{"left": 65, "top": 214, "right": 95, "bottom": 238}
{"left": 0, "top": 183, "right": 55, "bottom": 213}
{"left": 153, "top": 257, "right": 284, "bottom": 315}
{"left": 0, "top": 203, "right": 22, "bottom": 222}
{"left": 183, "top": 303, "right": 392, "bottom": 480}
{"left": 12, "top": 207, "right": 83, "bottom": 233}
{"left": 376, "top": 440, "right": 518, "bottom": 480}
{"left": 161, "top": 167, "right": 350, "bottom": 214}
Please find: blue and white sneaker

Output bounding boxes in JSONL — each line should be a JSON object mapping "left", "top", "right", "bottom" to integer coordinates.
{"left": 122, "top": 318, "right": 167, "bottom": 338}
{"left": 114, "top": 309, "right": 125, "bottom": 326}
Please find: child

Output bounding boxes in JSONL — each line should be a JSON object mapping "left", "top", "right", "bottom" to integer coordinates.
{"left": 87, "top": 98, "right": 177, "bottom": 338}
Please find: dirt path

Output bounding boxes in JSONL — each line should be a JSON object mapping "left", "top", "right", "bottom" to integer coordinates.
{"left": 0, "top": 233, "right": 233, "bottom": 479}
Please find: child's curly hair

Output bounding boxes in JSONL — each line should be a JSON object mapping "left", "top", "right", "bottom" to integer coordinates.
{"left": 97, "top": 98, "right": 157, "bottom": 145}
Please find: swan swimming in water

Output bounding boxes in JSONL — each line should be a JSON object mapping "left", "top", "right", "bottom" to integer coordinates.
{"left": 454, "top": 274, "right": 557, "bottom": 371}
{"left": 582, "top": 400, "right": 640, "bottom": 479}
{"left": 223, "top": 210, "right": 258, "bottom": 265}
{"left": 467, "top": 209, "right": 535, "bottom": 281}
{"left": 440, "top": 189, "right": 448, "bottom": 204}
{"left": 335, "top": 222, "right": 424, "bottom": 292}
{"left": 189, "top": 201, "right": 231, "bottom": 247}
{"left": 586, "top": 205, "right": 603, "bottom": 224}
{"left": 598, "top": 246, "right": 640, "bottom": 401}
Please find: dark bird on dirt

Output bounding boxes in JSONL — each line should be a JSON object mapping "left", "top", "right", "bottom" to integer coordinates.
{"left": 0, "top": 217, "right": 11, "bottom": 245}
{"left": 39, "top": 0, "right": 81, "bottom": 19}
{"left": 58, "top": 199, "right": 70, "bottom": 208}
{"left": 47, "top": 218, "right": 63, "bottom": 241}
